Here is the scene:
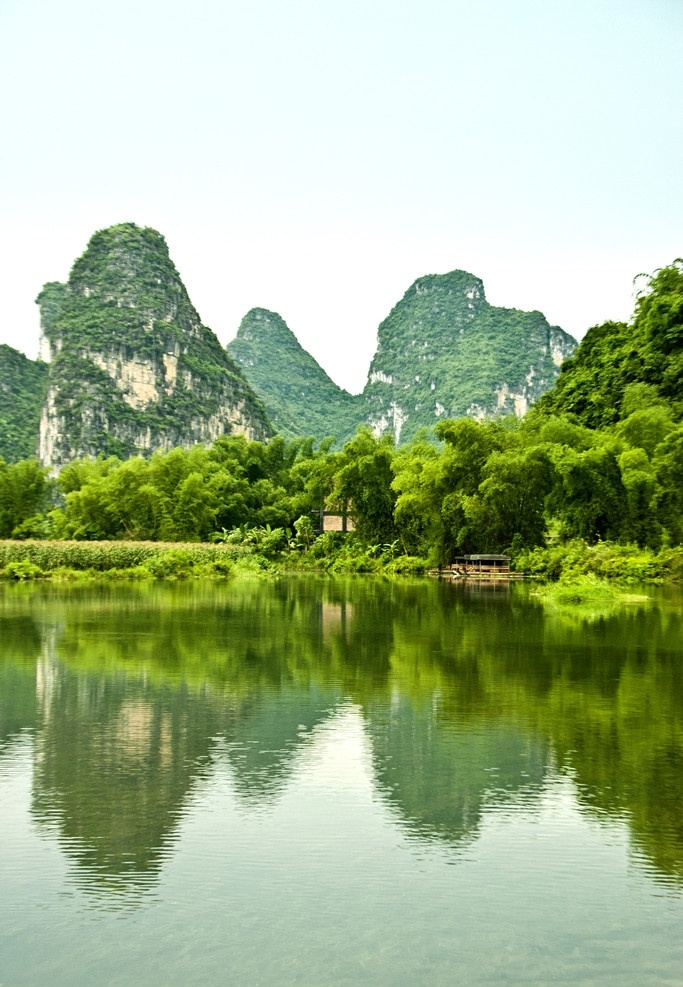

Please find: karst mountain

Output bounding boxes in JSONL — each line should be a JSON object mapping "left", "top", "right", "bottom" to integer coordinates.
{"left": 0, "top": 223, "right": 577, "bottom": 465}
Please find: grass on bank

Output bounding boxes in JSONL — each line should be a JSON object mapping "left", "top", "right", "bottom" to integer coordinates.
{"left": 531, "top": 573, "right": 649, "bottom": 606}
{"left": 0, "top": 540, "right": 253, "bottom": 581}
{"left": 0, "top": 537, "right": 430, "bottom": 582}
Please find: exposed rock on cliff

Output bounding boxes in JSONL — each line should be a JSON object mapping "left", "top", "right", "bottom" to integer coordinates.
{"left": 0, "top": 345, "right": 49, "bottom": 463}
{"left": 362, "top": 270, "right": 576, "bottom": 444}
{"left": 37, "top": 223, "right": 272, "bottom": 468}
{"left": 227, "top": 308, "right": 362, "bottom": 443}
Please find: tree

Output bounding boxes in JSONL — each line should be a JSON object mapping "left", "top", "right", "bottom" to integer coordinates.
{"left": 473, "top": 444, "right": 554, "bottom": 551}
{"left": 546, "top": 438, "right": 627, "bottom": 544}
{"left": 0, "top": 458, "right": 51, "bottom": 537}
{"left": 392, "top": 437, "right": 450, "bottom": 561}
{"left": 331, "top": 428, "right": 397, "bottom": 544}
{"left": 652, "top": 425, "right": 683, "bottom": 545}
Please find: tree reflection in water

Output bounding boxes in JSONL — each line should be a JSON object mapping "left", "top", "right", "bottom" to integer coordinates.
{"left": 0, "top": 577, "right": 681, "bottom": 899}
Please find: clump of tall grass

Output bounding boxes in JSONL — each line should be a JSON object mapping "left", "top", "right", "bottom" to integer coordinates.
{"left": 532, "top": 573, "right": 649, "bottom": 606}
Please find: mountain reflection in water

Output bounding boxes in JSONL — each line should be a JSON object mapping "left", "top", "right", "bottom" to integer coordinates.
{"left": 0, "top": 576, "right": 681, "bottom": 903}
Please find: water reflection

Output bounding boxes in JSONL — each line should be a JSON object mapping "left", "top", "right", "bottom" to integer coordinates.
{"left": 0, "top": 577, "right": 682, "bottom": 902}
{"left": 224, "top": 687, "right": 340, "bottom": 807}
{"left": 366, "top": 697, "right": 547, "bottom": 846}
{"left": 32, "top": 653, "right": 223, "bottom": 894}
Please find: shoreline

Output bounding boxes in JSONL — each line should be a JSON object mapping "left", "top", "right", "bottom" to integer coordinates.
{"left": 1, "top": 538, "right": 681, "bottom": 586}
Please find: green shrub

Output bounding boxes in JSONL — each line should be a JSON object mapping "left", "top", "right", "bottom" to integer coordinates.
{"left": 385, "top": 555, "right": 429, "bottom": 575}
{"left": 515, "top": 539, "right": 679, "bottom": 583}
{"left": 657, "top": 546, "right": 683, "bottom": 581}
{"left": 144, "top": 549, "right": 195, "bottom": 579}
{"left": 308, "top": 531, "right": 345, "bottom": 558}
{"left": 3, "top": 560, "right": 44, "bottom": 580}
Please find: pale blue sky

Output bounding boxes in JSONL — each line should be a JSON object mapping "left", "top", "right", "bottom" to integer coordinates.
{"left": 1, "top": 0, "right": 681, "bottom": 391}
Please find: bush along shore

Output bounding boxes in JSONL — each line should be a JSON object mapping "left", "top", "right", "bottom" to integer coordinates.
{"left": 515, "top": 539, "right": 683, "bottom": 584}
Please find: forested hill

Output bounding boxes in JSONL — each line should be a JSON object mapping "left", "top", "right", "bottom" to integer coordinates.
{"left": 0, "top": 345, "right": 48, "bottom": 462}
{"left": 1, "top": 258, "right": 681, "bottom": 562}
{"left": 36, "top": 223, "right": 272, "bottom": 468}
{"left": 363, "top": 270, "right": 576, "bottom": 444}
{"left": 227, "top": 308, "right": 363, "bottom": 443}
{"left": 227, "top": 270, "right": 576, "bottom": 446}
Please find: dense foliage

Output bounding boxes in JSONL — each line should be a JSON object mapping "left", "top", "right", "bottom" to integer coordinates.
{"left": 537, "top": 259, "right": 683, "bottom": 427}
{"left": 0, "top": 345, "right": 48, "bottom": 462}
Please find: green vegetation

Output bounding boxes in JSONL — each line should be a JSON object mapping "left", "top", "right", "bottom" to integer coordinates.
{"left": 1, "top": 257, "right": 680, "bottom": 587}
{"left": 531, "top": 573, "right": 649, "bottom": 609}
{"left": 516, "top": 539, "right": 683, "bottom": 583}
{"left": 37, "top": 222, "right": 271, "bottom": 468}
{"left": 227, "top": 308, "right": 363, "bottom": 444}
{"left": 0, "top": 345, "right": 48, "bottom": 462}
{"left": 362, "top": 270, "right": 576, "bottom": 444}
{"left": 537, "top": 260, "right": 683, "bottom": 427}
{"left": 0, "top": 458, "right": 50, "bottom": 537}
{"left": 0, "top": 540, "right": 250, "bottom": 581}
{"left": 226, "top": 271, "right": 576, "bottom": 448}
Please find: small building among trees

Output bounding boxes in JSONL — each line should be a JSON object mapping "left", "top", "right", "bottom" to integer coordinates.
{"left": 319, "top": 510, "right": 355, "bottom": 533}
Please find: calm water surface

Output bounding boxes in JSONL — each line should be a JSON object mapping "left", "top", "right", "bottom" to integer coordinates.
{"left": 0, "top": 577, "right": 681, "bottom": 986}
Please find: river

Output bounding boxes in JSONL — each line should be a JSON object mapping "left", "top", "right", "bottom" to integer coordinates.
{"left": 1, "top": 576, "right": 681, "bottom": 985}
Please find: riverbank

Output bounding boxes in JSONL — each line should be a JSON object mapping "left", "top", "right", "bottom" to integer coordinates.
{"left": 1, "top": 537, "right": 681, "bottom": 584}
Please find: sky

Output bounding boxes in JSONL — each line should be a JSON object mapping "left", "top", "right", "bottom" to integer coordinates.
{"left": 0, "top": 0, "right": 681, "bottom": 393}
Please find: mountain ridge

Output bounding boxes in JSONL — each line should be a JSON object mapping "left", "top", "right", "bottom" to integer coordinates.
{"left": 1, "top": 224, "right": 578, "bottom": 464}
{"left": 226, "top": 268, "right": 577, "bottom": 445}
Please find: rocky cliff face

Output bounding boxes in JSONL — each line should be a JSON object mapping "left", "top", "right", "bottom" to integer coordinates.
{"left": 362, "top": 270, "right": 576, "bottom": 444}
{"left": 227, "top": 308, "right": 362, "bottom": 443}
{"left": 37, "top": 224, "right": 272, "bottom": 468}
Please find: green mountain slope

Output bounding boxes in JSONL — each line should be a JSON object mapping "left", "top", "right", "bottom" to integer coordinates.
{"left": 227, "top": 308, "right": 362, "bottom": 443}
{"left": 37, "top": 223, "right": 272, "bottom": 468}
{"left": 0, "top": 345, "right": 49, "bottom": 462}
{"left": 363, "top": 270, "right": 576, "bottom": 444}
